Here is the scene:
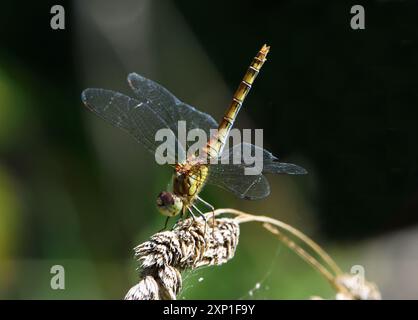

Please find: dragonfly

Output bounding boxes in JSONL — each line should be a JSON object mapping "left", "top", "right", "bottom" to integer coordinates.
{"left": 81, "top": 44, "right": 307, "bottom": 228}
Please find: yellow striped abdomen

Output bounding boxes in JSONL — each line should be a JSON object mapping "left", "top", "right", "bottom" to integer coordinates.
{"left": 206, "top": 44, "right": 270, "bottom": 158}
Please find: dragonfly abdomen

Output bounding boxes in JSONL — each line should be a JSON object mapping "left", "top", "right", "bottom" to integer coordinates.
{"left": 207, "top": 44, "right": 270, "bottom": 158}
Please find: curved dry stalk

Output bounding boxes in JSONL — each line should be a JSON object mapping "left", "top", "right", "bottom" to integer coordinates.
{"left": 211, "top": 208, "right": 343, "bottom": 277}
{"left": 261, "top": 222, "right": 347, "bottom": 294}
{"left": 211, "top": 209, "right": 380, "bottom": 300}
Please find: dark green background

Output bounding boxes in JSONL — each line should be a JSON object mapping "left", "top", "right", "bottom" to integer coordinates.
{"left": 0, "top": 0, "right": 417, "bottom": 299}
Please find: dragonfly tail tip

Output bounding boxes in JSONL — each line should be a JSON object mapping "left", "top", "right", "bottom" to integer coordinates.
{"left": 261, "top": 44, "right": 270, "bottom": 54}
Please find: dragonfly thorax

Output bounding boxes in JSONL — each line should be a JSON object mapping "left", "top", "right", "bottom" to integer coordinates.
{"left": 171, "top": 164, "right": 209, "bottom": 211}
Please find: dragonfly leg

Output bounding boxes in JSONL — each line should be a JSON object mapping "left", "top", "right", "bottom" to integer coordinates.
{"left": 159, "top": 216, "right": 170, "bottom": 232}
{"left": 187, "top": 207, "right": 197, "bottom": 221}
{"left": 192, "top": 204, "right": 208, "bottom": 235}
{"left": 196, "top": 196, "right": 216, "bottom": 226}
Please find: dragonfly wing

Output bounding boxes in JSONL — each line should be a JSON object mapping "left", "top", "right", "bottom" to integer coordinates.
{"left": 128, "top": 73, "right": 218, "bottom": 155}
{"left": 221, "top": 142, "right": 307, "bottom": 175}
{"left": 81, "top": 88, "right": 181, "bottom": 163}
{"left": 207, "top": 163, "right": 270, "bottom": 200}
{"left": 82, "top": 73, "right": 218, "bottom": 164}
{"left": 207, "top": 143, "right": 307, "bottom": 200}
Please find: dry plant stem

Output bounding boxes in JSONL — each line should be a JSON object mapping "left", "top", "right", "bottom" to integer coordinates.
{"left": 213, "top": 208, "right": 343, "bottom": 276}
{"left": 261, "top": 223, "right": 349, "bottom": 295}
{"left": 211, "top": 208, "right": 353, "bottom": 297}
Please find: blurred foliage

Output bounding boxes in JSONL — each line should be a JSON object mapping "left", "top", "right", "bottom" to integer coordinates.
{"left": 0, "top": 0, "right": 417, "bottom": 299}
{"left": 0, "top": 165, "right": 20, "bottom": 296}
{"left": 0, "top": 69, "right": 27, "bottom": 148}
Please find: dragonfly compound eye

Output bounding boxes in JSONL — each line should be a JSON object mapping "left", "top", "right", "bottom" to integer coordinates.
{"left": 156, "top": 191, "right": 183, "bottom": 217}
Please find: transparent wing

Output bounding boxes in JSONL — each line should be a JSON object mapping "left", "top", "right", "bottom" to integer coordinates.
{"left": 206, "top": 143, "right": 307, "bottom": 200}
{"left": 81, "top": 73, "right": 218, "bottom": 164}
{"left": 127, "top": 73, "right": 218, "bottom": 156}
{"left": 207, "top": 163, "right": 271, "bottom": 200}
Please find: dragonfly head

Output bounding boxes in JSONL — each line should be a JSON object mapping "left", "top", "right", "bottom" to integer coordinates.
{"left": 156, "top": 191, "right": 183, "bottom": 217}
